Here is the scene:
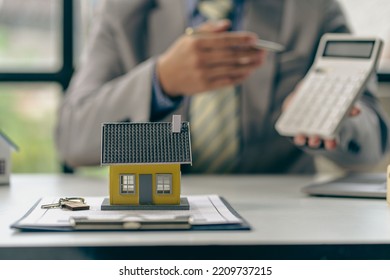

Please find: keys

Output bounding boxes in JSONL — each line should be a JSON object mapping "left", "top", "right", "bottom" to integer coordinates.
{"left": 41, "top": 197, "right": 90, "bottom": 211}
{"left": 40, "top": 201, "right": 62, "bottom": 209}
{"left": 62, "top": 200, "right": 90, "bottom": 211}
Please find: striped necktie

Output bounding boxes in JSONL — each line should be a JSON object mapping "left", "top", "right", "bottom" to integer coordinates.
{"left": 189, "top": 0, "right": 240, "bottom": 173}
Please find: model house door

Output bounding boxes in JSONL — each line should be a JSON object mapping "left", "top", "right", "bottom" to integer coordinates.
{"left": 139, "top": 174, "right": 153, "bottom": 204}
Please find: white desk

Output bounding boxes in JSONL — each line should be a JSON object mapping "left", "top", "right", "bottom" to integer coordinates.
{"left": 1, "top": 174, "right": 390, "bottom": 259}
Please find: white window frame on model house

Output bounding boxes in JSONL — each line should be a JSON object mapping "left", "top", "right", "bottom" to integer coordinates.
{"left": 119, "top": 174, "right": 136, "bottom": 194}
{"left": 156, "top": 174, "right": 172, "bottom": 194}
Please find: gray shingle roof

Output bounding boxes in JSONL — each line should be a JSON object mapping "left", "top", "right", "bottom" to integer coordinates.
{"left": 101, "top": 122, "right": 192, "bottom": 165}
{"left": 0, "top": 131, "right": 19, "bottom": 151}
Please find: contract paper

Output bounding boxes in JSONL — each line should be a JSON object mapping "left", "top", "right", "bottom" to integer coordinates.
{"left": 14, "top": 195, "right": 244, "bottom": 230}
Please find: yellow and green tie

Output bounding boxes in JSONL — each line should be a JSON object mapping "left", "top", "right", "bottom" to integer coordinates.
{"left": 190, "top": 0, "right": 240, "bottom": 173}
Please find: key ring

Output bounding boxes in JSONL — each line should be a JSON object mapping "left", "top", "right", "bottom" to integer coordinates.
{"left": 41, "top": 197, "right": 86, "bottom": 209}
{"left": 185, "top": 27, "right": 195, "bottom": 36}
{"left": 60, "top": 197, "right": 85, "bottom": 204}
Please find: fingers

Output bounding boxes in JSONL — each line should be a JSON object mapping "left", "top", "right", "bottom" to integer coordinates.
{"left": 196, "top": 19, "right": 231, "bottom": 33}
{"left": 184, "top": 32, "right": 264, "bottom": 91}
{"left": 158, "top": 29, "right": 264, "bottom": 95}
{"left": 206, "top": 60, "right": 262, "bottom": 79}
{"left": 185, "top": 46, "right": 264, "bottom": 91}
{"left": 349, "top": 105, "right": 361, "bottom": 117}
{"left": 324, "top": 139, "right": 337, "bottom": 150}
{"left": 293, "top": 134, "right": 306, "bottom": 146}
{"left": 200, "top": 48, "right": 265, "bottom": 67}
{"left": 289, "top": 100, "right": 360, "bottom": 151}
{"left": 206, "top": 74, "right": 250, "bottom": 91}
{"left": 190, "top": 59, "right": 261, "bottom": 91}
{"left": 194, "top": 32, "right": 257, "bottom": 49}
{"left": 293, "top": 134, "right": 337, "bottom": 151}
{"left": 308, "top": 136, "right": 321, "bottom": 148}
{"left": 282, "top": 92, "right": 296, "bottom": 112}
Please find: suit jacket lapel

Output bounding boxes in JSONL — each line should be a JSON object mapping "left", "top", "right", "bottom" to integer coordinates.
{"left": 279, "top": 0, "right": 296, "bottom": 48}
{"left": 241, "top": 0, "right": 284, "bottom": 143}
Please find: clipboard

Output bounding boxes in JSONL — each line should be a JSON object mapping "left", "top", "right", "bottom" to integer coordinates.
{"left": 11, "top": 196, "right": 251, "bottom": 232}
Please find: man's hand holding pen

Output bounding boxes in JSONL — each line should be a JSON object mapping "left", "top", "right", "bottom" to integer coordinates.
{"left": 157, "top": 20, "right": 266, "bottom": 96}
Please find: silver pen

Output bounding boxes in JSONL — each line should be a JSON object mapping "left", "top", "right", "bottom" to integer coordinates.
{"left": 254, "top": 39, "right": 285, "bottom": 52}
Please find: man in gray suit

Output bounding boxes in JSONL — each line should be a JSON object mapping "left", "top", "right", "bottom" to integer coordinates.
{"left": 56, "top": 0, "right": 389, "bottom": 173}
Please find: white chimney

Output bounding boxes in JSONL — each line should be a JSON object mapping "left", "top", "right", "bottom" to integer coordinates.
{"left": 172, "top": 115, "right": 181, "bottom": 133}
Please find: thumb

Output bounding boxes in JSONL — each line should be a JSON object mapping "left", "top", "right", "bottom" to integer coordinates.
{"left": 196, "top": 19, "right": 231, "bottom": 33}
{"left": 348, "top": 105, "right": 361, "bottom": 117}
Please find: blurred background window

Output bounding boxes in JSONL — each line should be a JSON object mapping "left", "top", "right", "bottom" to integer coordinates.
{"left": 0, "top": 0, "right": 64, "bottom": 174}
{"left": 0, "top": 84, "right": 61, "bottom": 172}
{"left": 0, "top": 0, "right": 61, "bottom": 71}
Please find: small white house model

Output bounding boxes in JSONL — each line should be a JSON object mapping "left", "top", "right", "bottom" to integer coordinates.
{"left": 0, "top": 131, "right": 18, "bottom": 185}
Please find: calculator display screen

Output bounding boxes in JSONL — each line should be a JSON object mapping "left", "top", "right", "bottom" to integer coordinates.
{"left": 323, "top": 41, "right": 375, "bottom": 59}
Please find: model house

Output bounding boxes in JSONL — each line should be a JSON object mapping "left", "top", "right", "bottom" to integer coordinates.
{"left": 101, "top": 115, "right": 192, "bottom": 209}
{"left": 0, "top": 131, "right": 18, "bottom": 185}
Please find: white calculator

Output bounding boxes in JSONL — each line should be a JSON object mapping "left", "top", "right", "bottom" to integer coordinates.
{"left": 275, "top": 33, "right": 383, "bottom": 138}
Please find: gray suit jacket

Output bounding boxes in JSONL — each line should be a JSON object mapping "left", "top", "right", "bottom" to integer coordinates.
{"left": 56, "top": 0, "right": 389, "bottom": 173}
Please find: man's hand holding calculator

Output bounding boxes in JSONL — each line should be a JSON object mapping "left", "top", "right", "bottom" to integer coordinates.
{"left": 275, "top": 34, "right": 383, "bottom": 152}
{"left": 282, "top": 89, "right": 361, "bottom": 151}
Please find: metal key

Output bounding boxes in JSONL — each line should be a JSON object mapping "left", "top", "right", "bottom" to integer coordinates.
{"left": 41, "top": 201, "right": 62, "bottom": 209}
{"left": 41, "top": 197, "right": 87, "bottom": 209}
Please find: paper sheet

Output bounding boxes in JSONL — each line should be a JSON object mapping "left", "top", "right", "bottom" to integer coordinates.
{"left": 17, "top": 195, "right": 242, "bottom": 228}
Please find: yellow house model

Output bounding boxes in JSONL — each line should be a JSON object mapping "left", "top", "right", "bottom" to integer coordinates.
{"left": 101, "top": 115, "right": 192, "bottom": 210}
